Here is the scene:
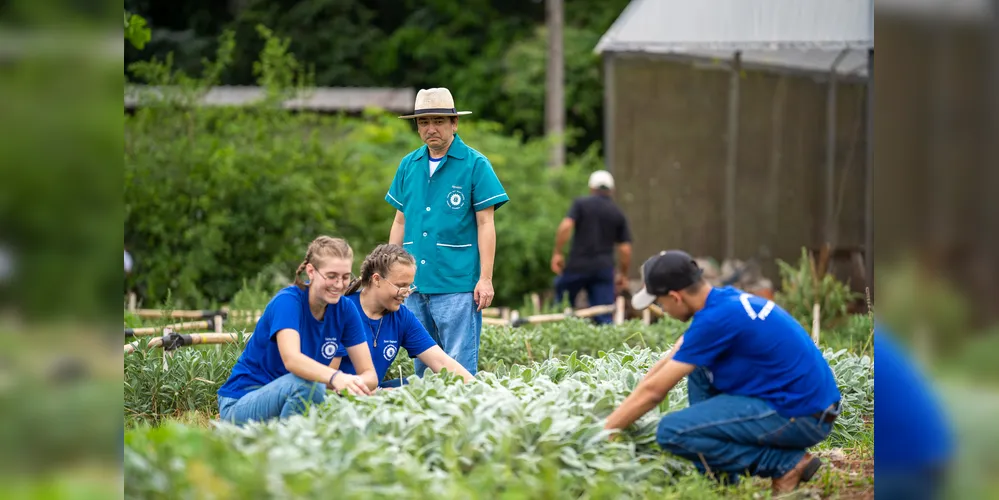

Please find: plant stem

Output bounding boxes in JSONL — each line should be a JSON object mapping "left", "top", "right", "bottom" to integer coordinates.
{"left": 861, "top": 287, "right": 875, "bottom": 357}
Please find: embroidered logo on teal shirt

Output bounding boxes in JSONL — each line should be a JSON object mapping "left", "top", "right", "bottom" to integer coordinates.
{"left": 446, "top": 189, "right": 466, "bottom": 210}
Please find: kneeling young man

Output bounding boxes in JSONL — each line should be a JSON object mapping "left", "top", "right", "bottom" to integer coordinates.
{"left": 604, "top": 250, "right": 841, "bottom": 494}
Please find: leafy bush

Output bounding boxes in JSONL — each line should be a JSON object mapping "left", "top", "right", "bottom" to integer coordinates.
{"left": 124, "top": 347, "right": 872, "bottom": 498}
{"left": 125, "top": 27, "right": 593, "bottom": 309}
{"left": 775, "top": 248, "right": 861, "bottom": 329}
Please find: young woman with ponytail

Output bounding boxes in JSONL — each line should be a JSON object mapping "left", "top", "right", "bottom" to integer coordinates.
{"left": 217, "top": 236, "right": 379, "bottom": 425}
{"left": 340, "top": 244, "right": 474, "bottom": 388}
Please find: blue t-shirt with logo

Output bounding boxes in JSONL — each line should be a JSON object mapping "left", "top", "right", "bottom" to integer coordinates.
{"left": 672, "top": 286, "right": 841, "bottom": 418}
{"left": 338, "top": 293, "right": 438, "bottom": 382}
{"left": 218, "top": 285, "right": 367, "bottom": 399}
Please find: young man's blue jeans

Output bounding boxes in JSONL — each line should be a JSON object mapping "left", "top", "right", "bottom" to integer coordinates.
{"left": 405, "top": 292, "right": 482, "bottom": 377}
{"left": 656, "top": 367, "right": 837, "bottom": 483}
{"left": 217, "top": 373, "right": 326, "bottom": 426}
{"left": 554, "top": 266, "right": 615, "bottom": 324}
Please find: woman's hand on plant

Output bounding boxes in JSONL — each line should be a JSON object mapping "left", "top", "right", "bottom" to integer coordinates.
{"left": 329, "top": 372, "right": 373, "bottom": 396}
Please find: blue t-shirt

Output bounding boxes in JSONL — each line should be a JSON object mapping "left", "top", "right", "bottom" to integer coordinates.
{"left": 217, "top": 285, "right": 367, "bottom": 399}
{"left": 672, "top": 286, "right": 841, "bottom": 418}
{"left": 338, "top": 293, "right": 438, "bottom": 382}
{"left": 873, "top": 327, "right": 953, "bottom": 471}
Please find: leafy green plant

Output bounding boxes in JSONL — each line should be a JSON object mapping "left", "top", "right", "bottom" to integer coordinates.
{"left": 124, "top": 346, "right": 872, "bottom": 498}
{"left": 124, "top": 12, "right": 151, "bottom": 50}
{"left": 124, "top": 319, "right": 873, "bottom": 449}
{"left": 775, "top": 248, "right": 861, "bottom": 329}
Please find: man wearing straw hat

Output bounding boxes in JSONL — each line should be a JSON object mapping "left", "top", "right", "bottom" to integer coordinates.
{"left": 386, "top": 88, "right": 509, "bottom": 378}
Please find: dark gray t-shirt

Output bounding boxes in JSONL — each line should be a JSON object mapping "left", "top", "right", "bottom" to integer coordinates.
{"left": 565, "top": 194, "right": 632, "bottom": 273}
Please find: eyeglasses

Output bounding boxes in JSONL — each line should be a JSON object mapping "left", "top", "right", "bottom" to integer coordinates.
{"left": 315, "top": 272, "right": 354, "bottom": 286}
{"left": 381, "top": 277, "right": 417, "bottom": 297}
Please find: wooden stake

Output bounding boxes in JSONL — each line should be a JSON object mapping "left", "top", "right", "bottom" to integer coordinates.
{"left": 811, "top": 303, "right": 821, "bottom": 345}
{"left": 214, "top": 314, "right": 224, "bottom": 352}
{"left": 613, "top": 296, "right": 625, "bottom": 325}
{"left": 126, "top": 320, "right": 215, "bottom": 337}
{"left": 642, "top": 308, "right": 651, "bottom": 325}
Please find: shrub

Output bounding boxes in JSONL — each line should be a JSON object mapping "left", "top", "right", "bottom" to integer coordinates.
{"left": 125, "top": 27, "right": 594, "bottom": 309}
{"left": 775, "top": 248, "right": 861, "bottom": 329}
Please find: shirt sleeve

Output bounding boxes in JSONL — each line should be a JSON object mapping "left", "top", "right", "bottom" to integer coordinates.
{"left": 616, "top": 212, "right": 633, "bottom": 243}
{"left": 471, "top": 158, "right": 509, "bottom": 212}
{"left": 339, "top": 299, "right": 369, "bottom": 350}
{"left": 385, "top": 158, "right": 407, "bottom": 212}
{"left": 267, "top": 292, "right": 303, "bottom": 340}
{"left": 671, "top": 316, "right": 731, "bottom": 367}
{"left": 399, "top": 306, "right": 438, "bottom": 358}
{"left": 566, "top": 198, "right": 581, "bottom": 220}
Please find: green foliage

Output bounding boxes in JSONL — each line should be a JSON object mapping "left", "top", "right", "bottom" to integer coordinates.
{"left": 125, "top": 28, "right": 594, "bottom": 308}
{"left": 499, "top": 25, "right": 604, "bottom": 142}
{"left": 124, "top": 318, "right": 873, "bottom": 448}
{"left": 124, "top": 12, "right": 151, "bottom": 50}
{"left": 124, "top": 346, "right": 872, "bottom": 498}
{"left": 0, "top": 36, "right": 121, "bottom": 322}
{"left": 876, "top": 256, "right": 972, "bottom": 358}
{"left": 125, "top": 0, "right": 632, "bottom": 154}
{"left": 124, "top": 319, "right": 683, "bottom": 426}
{"left": 775, "top": 248, "right": 861, "bottom": 330}
{"left": 944, "top": 328, "right": 999, "bottom": 384}
{"left": 820, "top": 313, "right": 873, "bottom": 353}
{"left": 126, "top": 351, "right": 684, "bottom": 499}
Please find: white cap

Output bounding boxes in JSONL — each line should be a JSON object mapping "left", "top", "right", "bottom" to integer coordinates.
{"left": 588, "top": 170, "right": 615, "bottom": 190}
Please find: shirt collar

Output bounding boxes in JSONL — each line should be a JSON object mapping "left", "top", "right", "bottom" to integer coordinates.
{"left": 415, "top": 134, "right": 468, "bottom": 161}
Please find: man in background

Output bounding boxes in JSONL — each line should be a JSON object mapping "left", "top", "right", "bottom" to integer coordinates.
{"left": 550, "top": 170, "right": 632, "bottom": 324}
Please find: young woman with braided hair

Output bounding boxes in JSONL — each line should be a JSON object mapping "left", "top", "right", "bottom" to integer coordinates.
{"left": 340, "top": 244, "right": 474, "bottom": 388}
{"left": 217, "top": 236, "right": 379, "bottom": 425}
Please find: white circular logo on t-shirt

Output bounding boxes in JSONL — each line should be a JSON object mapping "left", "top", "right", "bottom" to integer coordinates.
{"left": 383, "top": 344, "right": 398, "bottom": 361}
{"left": 446, "top": 190, "right": 465, "bottom": 210}
{"left": 322, "top": 339, "right": 338, "bottom": 359}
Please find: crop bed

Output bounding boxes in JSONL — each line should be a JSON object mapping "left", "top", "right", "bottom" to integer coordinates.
{"left": 124, "top": 331, "right": 872, "bottom": 499}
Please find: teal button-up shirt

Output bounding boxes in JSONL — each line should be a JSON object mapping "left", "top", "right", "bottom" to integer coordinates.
{"left": 385, "top": 134, "right": 509, "bottom": 294}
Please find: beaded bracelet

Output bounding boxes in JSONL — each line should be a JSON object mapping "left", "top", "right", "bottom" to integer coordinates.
{"left": 328, "top": 369, "right": 341, "bottom": 388}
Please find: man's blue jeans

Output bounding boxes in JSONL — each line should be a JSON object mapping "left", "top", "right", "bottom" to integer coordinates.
{"left": 405, "top": 292, "right": 481, "bottom": 377}
{"left": 656, "top": 367, "right": 837, "bottom": 482}
{"left": 554, "top": 266, "right": 615, "bottom": 324}
{"left": 217, "top": 373, "right": 326, "bottom": 426}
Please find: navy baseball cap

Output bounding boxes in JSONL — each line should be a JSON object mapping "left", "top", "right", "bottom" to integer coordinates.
{"left": 631, "top": 250, "right": 704, "bottom": 310}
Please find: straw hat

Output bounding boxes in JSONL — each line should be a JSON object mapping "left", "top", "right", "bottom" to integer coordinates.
{"left": 398, "top": 88, "right": 473, "bottom": 119}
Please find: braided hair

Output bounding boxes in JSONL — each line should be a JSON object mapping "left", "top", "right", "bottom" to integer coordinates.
{"left": 344, "top": 244, "right": 415, "bottom": 295}
{"left": 293, "top": 236, "right": 354, "bottom": 290}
